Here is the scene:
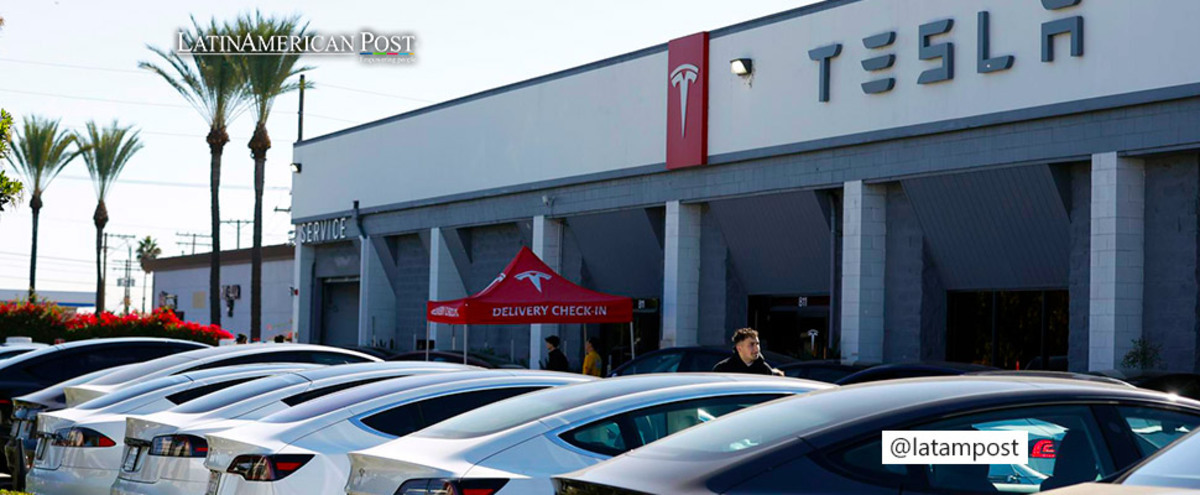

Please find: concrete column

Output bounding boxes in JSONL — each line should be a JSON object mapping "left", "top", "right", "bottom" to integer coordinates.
{"left": 841, "top": 180, "right": 887, "bottom": 365}
{"left": 293, "top": 242, "right": 315, "bottom": 343}
{"left": 428, "top": 227, "right": 468, "bottom": 350}
{"left": 358, "top": 237, "right": 396, "bottom": 347}
{"left": 530, "top": 215, "right": 564, "bottom": 369}
{"left": 1089, "top": 152, "right": 1145, "bottom": 371}
{"left": 662, "top": 201, "right": 701, "bottom": 348}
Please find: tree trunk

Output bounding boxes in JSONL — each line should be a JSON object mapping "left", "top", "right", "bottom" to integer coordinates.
{"left": 208, "top": 126, "right": 229, "bottom": 327}
{"left": 29, "top": 192, "right": 42, "bottom": 300}
{"left": 93, "top": 201, "right": 109, "bottom": 313}
{"left": 249, "top": 124, "right": 271, "bottom": 341}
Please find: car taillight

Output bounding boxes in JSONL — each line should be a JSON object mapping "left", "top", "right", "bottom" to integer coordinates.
{"left": 149, "top": 434, "right": 208, "bottom": 457}
{"left": 52, "top": 427, "right": 116, "bottom": 448}
{"left": 226, "top": 454, "right": 313, "bottom": 481}
{"left": 395, "top": 478, "right": 509, "bottom": 495}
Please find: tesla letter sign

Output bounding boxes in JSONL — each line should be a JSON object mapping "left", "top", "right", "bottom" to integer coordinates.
{"left": 667, "top": 32, "right": 709, "bottom": 170}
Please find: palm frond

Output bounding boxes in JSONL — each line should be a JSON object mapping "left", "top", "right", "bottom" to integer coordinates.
{"left": 5, "top": 115, "right": 82, "bottom": 196}
{"left": 229, "top": 11, "right": 314, "bottom": 126}
{"left": 78, "top": 120, "right": 144, "bottom": 201}
{"left": 139, "top": 16, "right": 250, "bottom": 129}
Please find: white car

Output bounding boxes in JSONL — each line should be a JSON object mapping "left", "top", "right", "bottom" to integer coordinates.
{"left": 111, "top": 361, "right": 477, "bottom": 495}
{"left": 345, "top": 373, "right": 831, "bottom": 495}
{"left": 63, "top": 343, "right": 381, "bottom": 406}
{"left": 26, "top": 363, "right": 318, "bottom": 495}
{"left": 203, "top": 370, "right": 594, "bottom": 495}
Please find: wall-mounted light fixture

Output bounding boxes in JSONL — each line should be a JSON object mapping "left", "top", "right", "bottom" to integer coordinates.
{"left": 290, "top": 162, "right": 303, "bottom": 173}
{"left": 730, "top": 58, "right": 754, "bottom": 77}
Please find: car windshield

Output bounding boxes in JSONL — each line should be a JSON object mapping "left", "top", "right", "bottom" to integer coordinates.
{"left": 1123, "top": 431, "right": 1200, "bottom": 490}
{"left": 417, "top": 375, "right": 721, "bottom": 439}
{"left": 86, "top": 355, "right": 192, "bottom": 386}
{"left": 169, "top": 374, "right": 307, "bottom": 414}
{"left": 76, "top": 375, "right": 189, "bottom": 410}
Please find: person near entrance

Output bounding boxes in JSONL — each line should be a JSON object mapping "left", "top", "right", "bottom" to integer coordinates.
{"left": 713, "top": 328, "right": 784, "bottom": 376}
{"left": 545, "top": 335, "right": 570, "bottom": 372}
{"left": 582, "top": 337, "right": 603, "bottom": 377}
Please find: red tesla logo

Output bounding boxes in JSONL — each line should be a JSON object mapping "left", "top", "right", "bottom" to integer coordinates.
{"left": 666, "top": 32, "right": 708, "bottom": 170}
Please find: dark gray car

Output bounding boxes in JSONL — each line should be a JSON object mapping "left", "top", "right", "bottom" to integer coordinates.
{"left": 554, "top": 376, "right": 1200, "bottom": 494}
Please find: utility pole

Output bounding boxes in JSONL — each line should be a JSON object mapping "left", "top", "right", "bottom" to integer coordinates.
{"left": 221, "top": 219, "right": 252, "bottom": 250}
{"left": 298, "top": 74, "right": 305, "bottom": 141}
{"left": 111, "top": 259, "right": 135, "bottom": 314}
{"left": 103, "top": 233, "right": 135, "bottom": 312}
{"left": 175, "top": 232, "right": 213, "bottom": 255}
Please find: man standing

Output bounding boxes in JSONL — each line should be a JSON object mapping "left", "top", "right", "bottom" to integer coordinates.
{"left": 712, "top": 328, "right": 784, "bottom": 376}
{"left": 545, "top": 335, "right": 569, "bottom": 372}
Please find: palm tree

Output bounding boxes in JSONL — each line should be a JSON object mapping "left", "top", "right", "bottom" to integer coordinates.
{"left": 7, "top": 116, "right": 84, "bottom": 298}
{"left": 79, "top": 120, "right": 143, "bottom": 313}
{"left": 137, "top": 235, "right": 162, "bottom": 312}
{"left": 232, "top": 11, "right": 312, "bottom": 340}
{"left": 141, "top": 17, "right": 247, "bottom": 326}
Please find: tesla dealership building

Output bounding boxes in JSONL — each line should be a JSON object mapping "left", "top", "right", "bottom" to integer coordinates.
{"left": 291, "top": 0, "right": 1200, "bottom": 372}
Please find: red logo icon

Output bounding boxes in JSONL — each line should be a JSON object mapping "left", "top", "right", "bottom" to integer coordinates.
{"left": 666, "top": 32, "right": 709, "bottom": 170}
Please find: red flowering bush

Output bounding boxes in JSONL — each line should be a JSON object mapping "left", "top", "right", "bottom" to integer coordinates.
{"left": 0, "top": 300, "right": 232, "bottom": 345}
{"left": 0, "top": 299, "right": 67, "bottom": 344}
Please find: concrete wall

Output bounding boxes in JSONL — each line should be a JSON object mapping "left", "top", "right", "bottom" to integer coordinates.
{"left": 295, "top": 1, "right": 1200, "bottom": 220}
{"left": 698, "top": 206, "right": 731, "bottom": 347}
{"left": 1143, "top": 154, "right": 1200, "bottom": 372}
{"left": 461, "top": 223, "right": 533, "bottom": 364}
{"left": 884, "top": 184, "right": 923, "bottom": 362}
{"left": 1068, "top": 163, "right": 1091, "bottom": 372}
{"left": 154, "top": 259, "right": 293, "bottom": 340}
{"left": 391, "top": 234, "right": 430, "bottom": 352}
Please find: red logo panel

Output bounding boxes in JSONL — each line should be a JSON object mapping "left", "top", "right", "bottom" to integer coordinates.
{"left": 667, "top": 32, "right": 709, "bottom": 170}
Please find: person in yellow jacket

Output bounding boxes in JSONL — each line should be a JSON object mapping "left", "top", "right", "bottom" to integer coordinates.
{"left": 582, "top": 337, "right": 603, "bottom": 377}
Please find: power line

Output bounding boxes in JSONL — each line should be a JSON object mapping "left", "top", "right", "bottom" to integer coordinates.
{"left": 53, "top": 175, "right": 291, "bottom": 192}
{"left": 2, "top": 87, "right": 359, "bottom": 124}
{"left": 0, "top": 88, "right": 190, "bottom": 109}
{"left": 0, "top": 57, "right": 435, "bottom": 104}
{"left": 0, "top": 57, "right": 146, "bottom": 75}
{"left": 319, "top": 83, "right": 434, "bottom": 103}
{"left": 0, "top": 251, "right": 95, "bottom": 264}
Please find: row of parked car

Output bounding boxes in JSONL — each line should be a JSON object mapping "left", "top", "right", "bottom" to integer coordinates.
{"left": 1, "top": 337, "right": 1199, "bottom": 494}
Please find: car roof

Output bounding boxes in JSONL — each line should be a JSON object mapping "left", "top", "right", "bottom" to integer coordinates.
{"left": 545, "top": 376, "right": 832, "bottom": 426}
{"left": 0, "top": 337, "right": 207, "bottom": 369}
{"left": 291, "top": 361, "right": 477, "bottom": 381}
{"left": 260, "top": 369, "right": 582, "bottom": 424}
{"left": 972, "top": 370, "right": 1133, "bottom": 386}
{"left": 84, "top": 343, "right": 379, "bottom": 386}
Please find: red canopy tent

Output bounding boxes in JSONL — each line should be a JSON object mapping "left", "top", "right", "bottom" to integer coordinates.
{"left": 426, "top": 246, "right": 634, "bottom": 365}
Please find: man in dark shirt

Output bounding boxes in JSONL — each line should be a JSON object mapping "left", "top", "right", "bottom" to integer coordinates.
{"left": 545, "top": 335, "right": 570, "bottom": 372}
{"left": 712, "top": 328, "right": 784, "bottom": 376}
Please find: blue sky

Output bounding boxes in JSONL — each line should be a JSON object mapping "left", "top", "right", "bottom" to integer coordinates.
{"left": 0, "top": 0, "right": 814, "bottom": 313}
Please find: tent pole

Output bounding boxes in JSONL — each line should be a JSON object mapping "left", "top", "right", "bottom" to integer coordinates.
{"left": 629, "top": 321, "right": 636, "bottom": 361}
{"left": 464, "top": 325, "right": 469, "bottom": 364}
{"left": 425, "top": 322, "right": 431, "bottom": 362}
